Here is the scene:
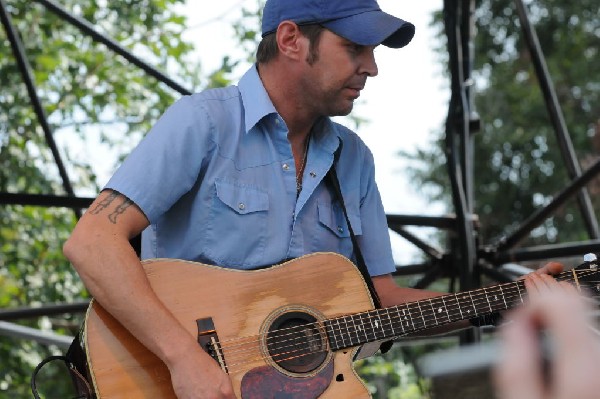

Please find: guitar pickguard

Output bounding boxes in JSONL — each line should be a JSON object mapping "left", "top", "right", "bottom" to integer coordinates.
{"left": 240, "top": 360, "right": 334, "bottom": 399}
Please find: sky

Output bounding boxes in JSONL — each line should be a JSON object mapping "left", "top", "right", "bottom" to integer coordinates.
{"left": 177, "top": 1, "right": 450, "bottom": 262}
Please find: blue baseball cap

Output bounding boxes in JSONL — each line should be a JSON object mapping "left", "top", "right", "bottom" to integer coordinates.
{"left": 261, "top": 0, "right": 415, "bottom": 49}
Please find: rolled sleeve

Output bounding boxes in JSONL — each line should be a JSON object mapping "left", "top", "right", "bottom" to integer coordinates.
{"left": 105, "top": 96, "right": 214, "bottom": 222}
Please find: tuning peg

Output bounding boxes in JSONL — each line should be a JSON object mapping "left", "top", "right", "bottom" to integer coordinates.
{"left": 583, "top": 253, "right": 598, "bottom": 262}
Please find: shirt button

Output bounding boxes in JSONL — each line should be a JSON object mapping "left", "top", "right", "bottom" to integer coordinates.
{"left": 238, "top": 203, "right": 246, "bottom": 210}
{"left": 282, "top": 163, "right": 290, "bottom": 171}
{"left": 337, "top": 226, "right": 344, "bottom": 234}
{"left": 310, "top": 171, "right": 317, "bottom": 178}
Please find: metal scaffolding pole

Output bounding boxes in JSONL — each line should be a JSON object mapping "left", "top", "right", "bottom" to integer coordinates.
{"left": 514, "top": 0, "right": 599, "bottom": 240}
{"left": 0, "top": 0, "right": 80, "bottom": 217}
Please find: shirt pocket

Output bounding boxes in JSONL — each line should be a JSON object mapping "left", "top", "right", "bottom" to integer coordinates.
{"left": 205, "top": 179, "right": 269, "bottom": 267}
{"left": 313, "top": 201, "right": 362, "bottom": 257}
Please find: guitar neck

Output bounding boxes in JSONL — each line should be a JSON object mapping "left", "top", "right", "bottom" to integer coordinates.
{"left": 324, "top": 268, "right": 578, "bottom": 351}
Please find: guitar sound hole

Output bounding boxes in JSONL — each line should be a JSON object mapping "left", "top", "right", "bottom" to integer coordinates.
{"left": 266, "top": 311, "right": 327, "bottom": 374}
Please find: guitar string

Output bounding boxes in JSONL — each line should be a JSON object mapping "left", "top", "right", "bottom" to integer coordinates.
{"left": 212, "top": 270, "right": 598, "bottom": 370}
{"left": 222, "top": 278, "right": 600, "bottom": 375}
{"left": 219, "top": 273, "right": 600, "bottom": 369}
{"left": 222, "top": 280, "right": 600, "bottom": 374}
{"left": 216, "top": 268, "right": 596, "bottom": 352}
{"left": 222, "top": 290, "right": 600, "bottom": 375}
{"left": 215, "top": 269, "right": 599, "bottom": 369}
{"left": 223, "top": 296, "right": 596, "bottom": 368}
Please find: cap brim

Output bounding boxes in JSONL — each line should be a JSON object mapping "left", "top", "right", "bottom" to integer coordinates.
{"left": 323, "top": 10, "right": 415, "bottom": 48}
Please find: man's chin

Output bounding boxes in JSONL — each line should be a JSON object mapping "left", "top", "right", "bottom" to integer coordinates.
{"left": 329, "top": 102, "right": 354, "bottom": 117}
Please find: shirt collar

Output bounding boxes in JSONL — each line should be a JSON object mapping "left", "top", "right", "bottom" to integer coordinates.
{"left": 312, "top": 117, "right": 342, "bottom": 155}
{"left": 238, "top": 64, "right": 277, "bottom": 134}
{"left": 238, "top": 64, "right": 342, "bottom": 155}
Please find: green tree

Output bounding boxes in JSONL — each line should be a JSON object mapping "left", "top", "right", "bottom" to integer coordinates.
{"left": 0, "top": 0, "right": 235, "bottom": 396}
{"left": 406, "top": 0, "right": 600, "bottom": 247}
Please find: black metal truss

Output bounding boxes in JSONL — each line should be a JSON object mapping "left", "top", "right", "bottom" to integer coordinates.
{"left": 1, "top": 0, "right": 599, "bottom": 349}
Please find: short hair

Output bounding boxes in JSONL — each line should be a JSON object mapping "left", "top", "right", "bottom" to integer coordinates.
{"left": 256, "top": 24, "right": 325, "bottom": 65}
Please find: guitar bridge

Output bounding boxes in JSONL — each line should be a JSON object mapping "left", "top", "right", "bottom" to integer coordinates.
{"left": 197, "top": 318, "right": 228, "bottom": 372}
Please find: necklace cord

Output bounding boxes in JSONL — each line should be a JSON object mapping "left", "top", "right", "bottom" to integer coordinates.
{"left": 296, "top": 137, "right": 310, "bottom": 194}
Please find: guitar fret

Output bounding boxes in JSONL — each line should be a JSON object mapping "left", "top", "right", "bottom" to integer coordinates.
{"left": 429, "top": 300, "right": 438, "bottom": 326}
{"left": 454, "top": 293, "right": 464, "bottom": 320}
{"left": 348, "top": 316, "right": 360, "bottom": 345}
{"left": 489, "top": 286, "right": 506, "bottom": 312}
{"left": 357, "top": 313, "right": 369, "bottom": 343}
{"left": 365, "top": 312, "right": 375, "bottom": 341}
{"left": 432, "top": 297, "right": 450, "bottom": 325}
{"left": 516, "top": 282, "right": 525, "bottom": 304}
{"left": 350, "top": 315, "right": 359, "bottom": 346}
{"left": 344, "top": 316, "right": 356, "bottom": 346}
{"left": 404, "top": 305, "right": 414, "bottom": 331}
{"left": 393, "top": 306, "right": 405, "bottom": 335}
{"left": 499, "top": 285, "right": 508, "bottom": 309}
{"left": 408, "top": 303, "right": 423, "bottom": 331}
{"left": 380, "top": 312, "right": 389, "bottom": 338}
{"left": 439, "top": 296, "right": 450, "bottom": 324}
{"left": 442, "top": 294, "right": 456, "bottom": 323}
{"left": 415, "top": 301, "right": 427, "bottom": 329}
{"left": 484, "top": 287, "right": 493, "bottom": 313}
{"left": 389, "top": 308, "right": 398, "bottom": 335}
{"left": 366, "top": 312, "right": 377, "bottom": 341}
{"left": 467, "top": 292, "right": 477, "bottom": 316}
{"left": 336, "top": 318, "right": 347, "bottom": 348}
{"left": 341, "top": 316, "right": 352, "bottom": 346}
{"left": 383, "top": 308, "right": 396, "bottom": 337}
{"left": 374, "top": 311, "right": 385, "bottom": 340}
{"left": 382, "top": 311, "right": 390, "bottom": 336}
{"left": 325, "top": 321, "right": 339, "bottom": 350}
{"left": 383, "top": 310, "right": 393, "bottom": 337}
{"left": 372, "top": 311, "right": 381, "bottom": 340}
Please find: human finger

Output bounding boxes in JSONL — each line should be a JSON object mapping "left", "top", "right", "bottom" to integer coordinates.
{"left": 534, "top": 261, "right": 564, "bottom": 276}
{"left": 524, "top": 272, "right": 555, "bottom": 298}
{"left": 494, "top": 310, "right": 545, "bottom": 399}
{"left": 527, "top": 289, "right": 591, "bottom": 344}
{"left": 525, "top": 289, "right": 600, "bottom": 399}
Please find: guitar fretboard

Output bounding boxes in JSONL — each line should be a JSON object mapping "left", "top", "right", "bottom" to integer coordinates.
{"left": 323, "top": 279, "right": 529, "bottom": 351}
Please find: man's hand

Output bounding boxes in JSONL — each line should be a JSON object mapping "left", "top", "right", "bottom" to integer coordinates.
{"left": 168, "top": 345, "right": 236, "bottom": 399}
{"left": 532, "top": 261, "right": 564, "bottom": 277}
{"left": 494, "top": 279, "right": 600, "bottom": 399}
{"left": 522, "top": 261, "right": 564, "bottom": 296}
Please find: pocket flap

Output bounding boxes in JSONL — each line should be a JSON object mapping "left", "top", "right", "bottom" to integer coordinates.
{"left": 215, "top": 180, "right": 269, "bottom": 215}
{"left": 318, "top": 202, "right": 362, "bottom": 237}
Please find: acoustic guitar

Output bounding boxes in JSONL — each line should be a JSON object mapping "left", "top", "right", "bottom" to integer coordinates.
{"left": 82, "top": 252, "right": 599, "bottom": 398}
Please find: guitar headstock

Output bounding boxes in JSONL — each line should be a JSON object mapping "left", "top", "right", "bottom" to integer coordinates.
{"left": 570, "top": 253, "right": 600, "bottom": 298}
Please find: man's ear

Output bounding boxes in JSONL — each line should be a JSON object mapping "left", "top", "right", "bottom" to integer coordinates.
{"left": 276, "top": 21, "right": 307, "bottom": 61}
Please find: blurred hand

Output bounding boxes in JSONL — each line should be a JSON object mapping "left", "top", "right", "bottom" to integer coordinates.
{"left": 494, "top": 281, "right": 600, "bottom": 399}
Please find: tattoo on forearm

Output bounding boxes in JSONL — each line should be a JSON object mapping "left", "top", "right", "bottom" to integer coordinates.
{"left": 90, "top": 192, "right": 119, "bottom": 215}
{"left": 108, "top": 198, "right": 133, "bottom": 224}
{"left": 90, "top": 191, "right": 134, "bottom": 224}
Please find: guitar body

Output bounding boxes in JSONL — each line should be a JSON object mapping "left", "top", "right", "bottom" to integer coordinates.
{"left": 84, "top": 252, "right": 376, "bottom": 398}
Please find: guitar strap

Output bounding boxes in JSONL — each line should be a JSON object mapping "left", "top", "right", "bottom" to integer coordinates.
{"left": 326, "top": 166, "right": 383, "bottom": 308}
{"left": 326, "top": 145, "right": 393, "bottom": 353}
{"left": 31, "top": 330, "right": 94, "bottom": 398}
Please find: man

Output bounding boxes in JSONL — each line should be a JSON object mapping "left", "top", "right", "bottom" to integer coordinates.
{"left": 63, "top": 0, "right": 562, "bottom": 397}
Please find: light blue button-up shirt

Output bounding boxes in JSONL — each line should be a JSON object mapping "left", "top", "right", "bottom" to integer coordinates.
{"left": 105, "top": 65, "right": 396, "bottom": 276}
